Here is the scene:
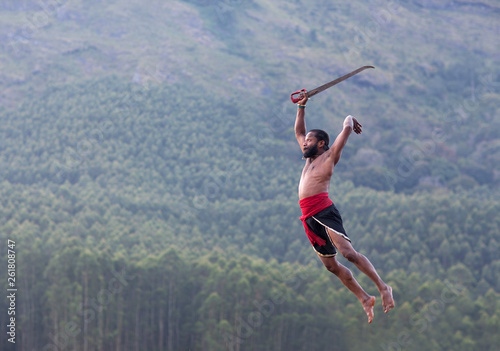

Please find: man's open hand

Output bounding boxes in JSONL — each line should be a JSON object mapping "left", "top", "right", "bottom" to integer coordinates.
{"left": 352, "top": 117, "right": 362, "bottom": 134}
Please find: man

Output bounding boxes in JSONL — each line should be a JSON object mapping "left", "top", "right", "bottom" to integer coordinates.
{"left": 295, "top": 95, "right": 394, "bottom": 323}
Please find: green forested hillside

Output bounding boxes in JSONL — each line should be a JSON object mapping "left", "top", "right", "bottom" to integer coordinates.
{"left": 2, "top": 0, "right": 499, "bottom": 192}
{"left": 0, "top": 78, "right": 499, "bottom": 350}
{"left": 0, "top": 0, "right": 499, "bottom": 350}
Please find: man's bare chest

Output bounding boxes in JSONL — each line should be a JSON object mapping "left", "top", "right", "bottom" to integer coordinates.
{"left": 301, "top": 159, "right": 332, "bottom": 181}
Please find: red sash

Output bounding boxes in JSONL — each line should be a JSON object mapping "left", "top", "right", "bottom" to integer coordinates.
{"left": 299, "top": 192, "right": 333, "bottom": 246}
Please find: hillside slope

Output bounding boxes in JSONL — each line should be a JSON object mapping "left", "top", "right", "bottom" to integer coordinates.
{"left": 2, "top": 0, "right": 499, "bottom": 192}
{"left": 1, "top": 1, "right": 500, "bottom": 350}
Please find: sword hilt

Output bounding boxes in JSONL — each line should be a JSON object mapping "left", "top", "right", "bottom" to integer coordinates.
{"left": 291, "top": 89, "right": 307, "bottom": 104}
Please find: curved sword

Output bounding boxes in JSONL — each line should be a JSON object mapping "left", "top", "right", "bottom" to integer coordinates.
{"left": 291, "top": 65, "right": 375, "bottom": 103}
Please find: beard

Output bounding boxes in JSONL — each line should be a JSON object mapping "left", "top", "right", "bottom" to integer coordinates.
{"left": 303, "top": 143, "right": 319, "bottom": 158}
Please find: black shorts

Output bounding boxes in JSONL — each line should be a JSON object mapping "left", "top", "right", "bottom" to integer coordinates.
{"left": 305, "top": 204, "right": 351, "bottom": 257}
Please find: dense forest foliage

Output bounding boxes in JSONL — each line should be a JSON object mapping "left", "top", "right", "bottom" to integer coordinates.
{"left": 0, "top": 78, "right": 499, "bottom": 350}
{"left": 0, "top": 0, "right": 499, "bottom": 350}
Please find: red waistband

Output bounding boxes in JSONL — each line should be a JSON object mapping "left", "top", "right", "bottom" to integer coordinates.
{"left": 299, "top": 192, "right": 333, "bottom": 217}
{"left": 299, "top": 192, "right": 333, "bottom": 246}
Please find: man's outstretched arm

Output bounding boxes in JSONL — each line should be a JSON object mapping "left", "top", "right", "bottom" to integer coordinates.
{"left": 328, "top": 115, "right": 362, "bottom": 166}
{"left": 294, "top": 96, "right": 308, "bottom": 152}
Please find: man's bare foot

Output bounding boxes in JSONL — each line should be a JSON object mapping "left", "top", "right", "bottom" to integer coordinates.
{"left": 382, "top": 285, "right": 395, "bottom": 313}
{"left": 362, "top": 296, "right": 376, "bottom": 323}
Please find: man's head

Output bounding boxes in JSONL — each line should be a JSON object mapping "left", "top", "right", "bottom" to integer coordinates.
{"left": 303, "top": 129, "right": 330, "bottom": 158}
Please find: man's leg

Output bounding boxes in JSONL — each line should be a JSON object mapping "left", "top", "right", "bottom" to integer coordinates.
{"left": 318, "top": 255, "right": 375, "bottom": 323}
{"left": 326, "top": 228, "right": 395, "bottom": 313}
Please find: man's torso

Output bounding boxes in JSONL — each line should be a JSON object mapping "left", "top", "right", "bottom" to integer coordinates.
{"left": 298, "top": 153, "right": 334, "bottom": 200}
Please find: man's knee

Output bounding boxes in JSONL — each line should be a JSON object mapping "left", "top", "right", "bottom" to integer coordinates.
{"left": 342, "top": 249, "right": 359, "bottom": 263}
{"left": 323, "top": 261, "right": 339, "bottom": 275}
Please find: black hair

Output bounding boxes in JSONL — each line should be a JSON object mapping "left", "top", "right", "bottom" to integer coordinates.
{"left": 309, "top": 129, "right": 330, "bottom": 151}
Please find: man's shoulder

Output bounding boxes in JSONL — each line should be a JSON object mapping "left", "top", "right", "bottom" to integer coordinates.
{"left": 317, "top": 150, "right": 335, "bottom": 163}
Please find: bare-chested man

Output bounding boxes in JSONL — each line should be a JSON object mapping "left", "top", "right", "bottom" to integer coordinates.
{"left": 295, "top": 95, "right": 394, "bottom": 323}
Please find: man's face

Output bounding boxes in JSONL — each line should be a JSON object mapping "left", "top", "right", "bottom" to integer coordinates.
{"left": 303, "top": 133, "right": 319, "bottom": 158}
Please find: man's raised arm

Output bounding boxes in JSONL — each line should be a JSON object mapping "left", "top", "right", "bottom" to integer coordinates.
{"left": 329, "top": 115, "right": 362, "bottom": 166}
{"left": 294, "top": 96, "right": 308, "bottom": 152}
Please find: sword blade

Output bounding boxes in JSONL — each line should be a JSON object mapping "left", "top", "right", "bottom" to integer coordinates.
{"left": 306, "top": 65, "right": 375, "bottom": 98}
